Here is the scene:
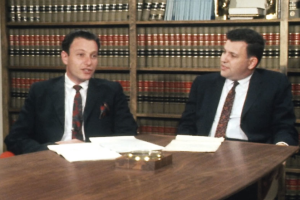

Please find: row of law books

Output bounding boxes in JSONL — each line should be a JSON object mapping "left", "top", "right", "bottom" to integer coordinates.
{"left": 164, "top": 0, "right": 214, "bottom": 21}
{"left": 137, "top": 26, "right": 280, "bottom": 48}
{"left": 137, "top": 73, "right": 195, "bottom": 114}
{"left": 137, "top": 0, "right": 167, "bottom": 21}
{"left": 138, "top": 97, "right": 186, "bottom": 114}
{"left": 286, "top": 150, "right": 300, "bottom": 169}
{"left": 138, "top": 73, "right": 195, "bottom": 95}
{"left": 10, "top": 71, "right": 130, "bottom": 109}
{"left": 285, "top": 172, "right": 300, "bottom": 199}
{"left": 289, "top": 50, "right": 300, "bottom": 69}
{"left": 7, "top": 0, "right": 129, "bottom": 23}
{"left": 8, "top": 27, "right": 130, "bottom": 67}
{"left": 136, "top": 26, "right": 280, "bottom": 69}
{"left": 137, "top": 118, "right": 178, "bottom": 135}
{"left": 137, "top": 48, "right": 279, "bottom": 69}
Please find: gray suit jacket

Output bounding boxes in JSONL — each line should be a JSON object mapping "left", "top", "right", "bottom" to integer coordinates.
{"left": 5, "top": 76, "right": 137, "bottom": 154}
{"left": 177, "top": 68, "right": 298, "bottom": 145}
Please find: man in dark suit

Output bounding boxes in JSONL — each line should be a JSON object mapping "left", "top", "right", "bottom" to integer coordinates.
{"left": 177, "top": 28, "right": 298, "bottom": 146}
{"left": 5, "top": 30, "right": 137, "bottom": 155}
{"left": 177, "top": 28, "right": 298, "bottom": 200}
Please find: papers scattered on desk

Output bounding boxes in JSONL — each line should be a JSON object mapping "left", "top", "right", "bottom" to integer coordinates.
{"left": 47, "top": 143, "right": 122, "bottom": 162}
{"left": 163, "top": 135, "right": 224, "bottom": 152}
{"left": 89, "top": 136, "right": 164, "bottom": 153}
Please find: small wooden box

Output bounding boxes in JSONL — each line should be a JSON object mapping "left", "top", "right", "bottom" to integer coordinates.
{"left": 115, "top": 153, "right": 172, "bottom": 171}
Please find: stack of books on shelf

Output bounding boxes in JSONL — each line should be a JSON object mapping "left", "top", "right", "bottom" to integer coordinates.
{"left": 137, "top": 25, "right": 280, "bottom": 70}
{"left": 8, "top": 0, "right": 129, "bottom": 23}
{"left": 8, "top": 27, "right": 129, "bottom": 68}
{"left": 137, "top": 118, "right": 178, "bottom": 135}
{"left": 228, "top": 7, "right": 265, "bottom": 20}
{"left": 138, "top": 0, "right": 167, "bottom": 21}
{"left": 163, "top": 0, "right": 215, "bottom": 21}
{"left": 137, "top": 73, "right": 196, "bottom": 115}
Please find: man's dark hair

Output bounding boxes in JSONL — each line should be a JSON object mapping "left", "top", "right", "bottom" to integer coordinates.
{"left": 226, "top": 28, "right": 265, "bottom": 66}
{"left": 61, "top": 29, "right": 100, "bottom": 54}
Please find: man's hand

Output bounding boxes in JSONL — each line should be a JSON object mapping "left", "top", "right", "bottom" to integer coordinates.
{"left": 55, "top": 139, "right": 84, "bottom": 144}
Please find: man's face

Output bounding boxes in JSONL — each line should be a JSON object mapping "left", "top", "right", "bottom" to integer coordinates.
{"left": 61, "top": 37, "right": 98, "bottom": 84}
{"left": 220, "top": 40, "right": 256, "bottom": 81}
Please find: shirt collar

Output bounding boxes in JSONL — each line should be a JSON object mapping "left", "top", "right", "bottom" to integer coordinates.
{"left": 64, "top": 73, "right": 89, "bottom": 90}
{"left": 225, "top": 74, "right": 252, "bottom": 87}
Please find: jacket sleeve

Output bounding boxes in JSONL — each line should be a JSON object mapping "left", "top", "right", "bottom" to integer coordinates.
{"left": 5, "top": 83, "right": 56, "bottom": 155}
{"left": 111, "top": 82, "right": 138, "bottom": 135}
{"left": 176, "top": 77, "right": 200, "bottom": 135}
{"left": 270, "top": 74, "right": 298, "bottom": 146}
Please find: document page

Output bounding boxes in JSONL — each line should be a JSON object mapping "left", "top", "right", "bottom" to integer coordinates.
{"left": 47, "top": 143, "right": 122, "bottom": 162}
{"left": 89, "top": 136, "right": 164, "bottom": 153}
{"left": 163, "top": 135, "right": 224, "bottom": 152}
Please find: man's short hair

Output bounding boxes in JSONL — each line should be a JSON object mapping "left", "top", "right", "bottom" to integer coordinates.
{"left": 61, "top": 29, "right": 100, "bottom": 54}
{"left": 226, "top": 28, "right": 265, "bottom": 66}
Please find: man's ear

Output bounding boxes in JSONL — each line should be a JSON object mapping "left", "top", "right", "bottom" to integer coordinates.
{"left": 61, "top": 51, "right": 69, "bottom": 65}
{"left": 248, "top": 57, "right": 258, "bottom": 70}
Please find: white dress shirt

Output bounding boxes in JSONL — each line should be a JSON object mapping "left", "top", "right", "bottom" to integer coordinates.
{"left": 209, "top": 75, "right": 252, "bottom": 140}
{"left": 61, "top": 74, "right": 89, "bottom": 141}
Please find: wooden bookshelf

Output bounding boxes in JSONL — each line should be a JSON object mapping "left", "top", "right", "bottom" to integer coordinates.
{"left": 1, "top": 0, "right": 299, "bottom": 199}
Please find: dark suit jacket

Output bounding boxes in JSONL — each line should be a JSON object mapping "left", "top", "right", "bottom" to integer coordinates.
{"left": 5, "top": 76, "right": 138, "bottom": 154}
{"left": 177, "top": 68, "right": 298, "bottom": 145}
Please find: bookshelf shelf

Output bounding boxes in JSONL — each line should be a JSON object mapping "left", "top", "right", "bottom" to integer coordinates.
{"left": 6, "top": 22, "right": 131, "bottom": 27}
{"left": 136, "top": 19, "right": 280, "bottom": 25}
{"left": 285, "top": 168, "right": 300, "bottom": 173}
{"left": 137, "top": 68, "right": 219, "bottom": 72}
{"left": 288, "top": 69, "right": 300, "bottom": 73}
{"left": 8, "top": 66, "right": 130, "bottom": 71}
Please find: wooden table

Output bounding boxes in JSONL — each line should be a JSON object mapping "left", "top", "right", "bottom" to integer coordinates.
{"left": 0, "top": 135, "right": 298, "bottom": 200}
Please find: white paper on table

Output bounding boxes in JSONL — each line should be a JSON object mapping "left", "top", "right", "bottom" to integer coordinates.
{"left": 47, "top": 143, "right": 122, "bottom": 162}
{"left": 163, "top": 135, "right": 224, "bottom": 152}
{"left": 89, "top": 136, "right": 164, "bottom": 153}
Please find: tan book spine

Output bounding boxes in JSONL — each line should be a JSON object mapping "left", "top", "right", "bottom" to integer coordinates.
{"left": 103, "top": 0, "right": 110, "bottom": 21}
{"left": 15, "top": 0, "right": 22, "bottom": 22}
{"left": 112, "top": 28, "right": 120, "bottom": 67}
{"left": 90, "top": 0, "right": 97, "bottom": 21}
{"left": 34, "top": 29, "right": 40, "bottom": 67}
{"left": 97, "top": 0, "right": 104, "bottom": 21}
{"left": 51, "top": 0, "right": 58, "bottom": 22}
{"left": 20, "top": 0, "right": 28, "bottom": 22}
{"left": 9, "top": 29, "right": 16, "bottom": 67}
{"left": 157, "top": 0, "right": 166, "bottom": 21}
{"left": 84, "top": 0, "right": 91, "bottom": 22}
{"left": 137, "top": 27, "right": 146, "bottom": 68}
{"left": 64, "top": 0, "right": 72, "bottom": 22}
{"left": 141, "top": 0, "right": 151, "bottom": 21}
{"left": 121, "top": 0, "right": 129, "bottom": 21}
{"left": 8, "top": 0, "right": 16, "bottom": 22}
{"left": 71, "top": 0, "right": 78, "bottom": 22}
{"left": 28, "top": 29, "right": 35, "bottom": 66}
{"left": 44, "top": 0, "right": 52, "bottom": 22}
{"left": 110, "top": 0, "right": 117, "bottom": 21}
{"left": 149, "top": 0, "right": 158, "bottom": 21}
{"left": 137, "top": 0, "right": 143, "bottom": 21}
{"left": 77, "top": 0, "right": 85, "bottom": 22}
{"left": 33, "top": 0, "right": 40, "bottom": 22}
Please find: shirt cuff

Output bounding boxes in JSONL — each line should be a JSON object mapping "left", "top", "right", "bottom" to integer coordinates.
{"left": 276, "top": 142, "right": 289, "bottom": 146}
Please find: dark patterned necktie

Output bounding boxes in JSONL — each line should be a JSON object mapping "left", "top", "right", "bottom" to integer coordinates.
{"left": 72, "top": 85, "right": 83, "bottom": 140}
{"left": 215, "top": 81, "right": 239, "bottom": 138}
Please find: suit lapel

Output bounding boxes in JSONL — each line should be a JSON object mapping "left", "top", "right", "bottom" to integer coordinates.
{"left": 49, "top": 76, "right": 65, "bottom": 127}
{"left": 242, "top": 70, "right": 263, "bottom": 117}
{"left": 84, "top": 79, "right": 102, "bottom": 122}
{"left": 204, "top": 75, "right": 225, "bottom": 130}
